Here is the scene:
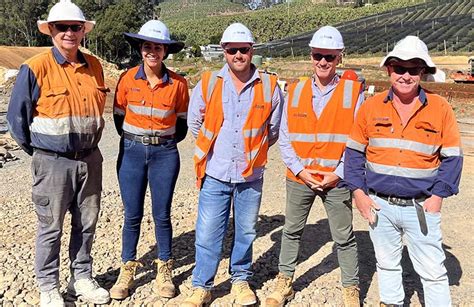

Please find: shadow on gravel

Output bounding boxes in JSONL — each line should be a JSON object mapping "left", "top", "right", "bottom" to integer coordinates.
{"left": 356, "top": 232, "right": 462, "bottom": 306}
{"left": 97, "top": 214, "right": 286, "bottom": 301}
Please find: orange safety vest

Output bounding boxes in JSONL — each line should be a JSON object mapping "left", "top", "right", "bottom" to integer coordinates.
{"left": 193, "top": 70, "right": 278, "bottom": 188}
{"left": 286, "top": 76, "right": 361, "bottom": 184}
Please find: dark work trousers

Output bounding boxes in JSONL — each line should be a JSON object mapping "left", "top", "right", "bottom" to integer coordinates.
{"left": 32, "top": 149, "right": 103, "bottom": 291}
{"left": 279, "top": 178, "right": 359, "bottom": 287}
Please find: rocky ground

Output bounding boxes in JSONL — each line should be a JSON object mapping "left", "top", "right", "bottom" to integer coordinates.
{"left": 0, "top": 114, "right": 473, "bottom": 306}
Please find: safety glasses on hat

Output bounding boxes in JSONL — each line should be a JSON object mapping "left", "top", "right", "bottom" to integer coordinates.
{"left": 225, "top": 47, "right": 251, "bottom": 55}
{"left": 52, "top": 23, "right": 84, "bottom": 32}
{"left": 311, "top": 53, "right": 337, "bottom": 62}
{"left": 390, "top": 65, "right": 424, "bottom": 76}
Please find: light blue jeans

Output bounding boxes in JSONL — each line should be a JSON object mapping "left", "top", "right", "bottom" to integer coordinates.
{"left": 192, "top": 175, "right": 263, "bottom": 289}
{"left": 369, "top": 195, "right": 451, "bottom": 306}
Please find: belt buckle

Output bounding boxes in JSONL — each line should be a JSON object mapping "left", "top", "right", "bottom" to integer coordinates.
{"left": 388, "top": 196, "right": 406, "bottom": 206}
{"left": 141, "top": 136, "right": 151, "bottom": 145}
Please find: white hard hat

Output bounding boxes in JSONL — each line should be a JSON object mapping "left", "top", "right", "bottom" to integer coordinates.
{"left": 308, "top": 26, "right": 344, "bottom": 50}
{"left": 220, "top": 23, "right": 255, "bottom": 45}
{"left": 124, "top": 20, "right": 184, "bottom": 54}
{"left": 380, "top": 35, "right": 436, "bottom": 74}
{"left": 37, "top": 0, "right": 95, "bottom": 36}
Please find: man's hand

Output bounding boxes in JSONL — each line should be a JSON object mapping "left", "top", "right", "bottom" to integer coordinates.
{"left": 312, "top": 170, "right": 340, "bottom": 189}
{"left": 297, "top": 169, "right": 323, "bottom": 190}
{"left": 423, "top": 194, "right": 443, "bottom": 213}
{"left": 353, "top": 189, "right": 381, "bottom": 224}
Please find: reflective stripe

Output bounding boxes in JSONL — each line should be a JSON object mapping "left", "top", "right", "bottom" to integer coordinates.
{"left": 369, "top": 138, "right": 440, "bottom": 155}
{"left": 200, "top": 126, "right": 214, "bottom": 140}
{"left": 30, "top": 116, "right": 103, "bottom": 135}
{"left": 194, "top": 146, "right": 205, "bottom": 160}
{"left": 346, "top": 139, "right": 367, "bottom": 152}
{"left": 244, "top": 126, "right": 265, "bottom": 138}
{"left": 122, "top": 122, "right": 175, "bottom": 136}
{"left": 289, "top": 133, "right": 316, "bottom": 142}
{"left": 247, "top": 148, "right": 260, "bottom": 161}
{"left": 441, "top": 146, "right": 463, "bottom": 157}
{"left": 206, "top": 71, "right": 220, "bottom": 102}
{"left": 128, "top": 104, "right": 174, "bottom": 118}
{"left": 291, "top": 81, "right": 306, "bottom": 108}
{"left": 260, "top": 72, "right": 272, "bottom": 103}
{"left": 176, "top": 112, "right": 187, "bottom": 119}
{"left": 367, "top": 161, "right": 438, "bottom": 178}
{"left": 343, "top": 80, "right": 354, "bottom": 109}
{"left": 300, "top": 157, "right": 338, "bottom": 168}
{"left": 113, "top": 107, "right": 125, "bottom": 116}
{"left": 317, "top": 133, "right": 348, "bottom": 143}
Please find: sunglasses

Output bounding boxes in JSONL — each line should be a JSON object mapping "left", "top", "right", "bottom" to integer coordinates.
{"left": 225, "top": 47, "right": 251, "bottom": 55}
{"left": 52, "top": 23, "right": 84, "bottom": 32}
{"left": 390, "top": 65, "right": 424, "bottom": 76}
{"left": 311, "top": 53, "right": 337, "bottom": 62}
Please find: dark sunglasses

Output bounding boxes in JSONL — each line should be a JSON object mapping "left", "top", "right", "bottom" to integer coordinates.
{"left": 52, "top": 23, "right": 84, "bottom": 32}
{"left": 225, "top": 47, "right": 251, "bottom": 55}
{"left": 311, "top": 53, "right": 337, "bottom": 62}
{"left": 390, "top": 65, "right": 424, "bottom": 76}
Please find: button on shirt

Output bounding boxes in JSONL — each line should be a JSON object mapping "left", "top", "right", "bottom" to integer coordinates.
{"left": 188, "top": 64, "right": 284, "bottom": 183}
{"left": 279, "top": 75, "right": 364, "bottom": 179}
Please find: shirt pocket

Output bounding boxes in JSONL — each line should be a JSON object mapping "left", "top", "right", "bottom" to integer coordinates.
{"left": 43, "top": 86, "right": 69, "bottom": 116}
{"left": 415, "top": 121, "right": 441, "bottom": 145}
{"left": 127, "top": 90, "right": 146, "bottom": 105}
{"left": 367, "top": 120, "right": 393, "bottom": 138}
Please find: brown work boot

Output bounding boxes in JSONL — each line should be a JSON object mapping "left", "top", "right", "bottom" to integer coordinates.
{"left": 265, "top": 273, "right": 294, "bottom": 307}
{"left": 231, "top": 281, "right": 257, "bottom": 305}
{"left": 110, "top": 261, "right": 142, "bottom": 300}
{"left": 342, "top": 285, "right": 360, "bottom": 307}
{"left": 154, "top": 259, "right": 176, "bottom": 298}
{"left": 180, "top": 287, "right": 212, "bottom": 307}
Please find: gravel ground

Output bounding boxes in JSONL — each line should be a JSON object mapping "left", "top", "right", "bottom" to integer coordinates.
{"left": 0, "top": 115, "right": 473, "bottom": 306}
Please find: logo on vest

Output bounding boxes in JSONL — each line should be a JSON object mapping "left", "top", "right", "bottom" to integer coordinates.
{"left": 293, "top": 112, "right": 308, "bottom": 118}
{"left": 254, "top": 104, "right": 265, "bottom": 110}
{"left": 130, "top": 87, "right": 141, "bottom": 92}
{"left": 373, "top": 117, "right": 390, "bottom": 121}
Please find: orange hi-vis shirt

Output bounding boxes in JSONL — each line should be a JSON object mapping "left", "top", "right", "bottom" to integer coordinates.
{"left": 345, "top": 88, "right": 463, "bottom": 198}
{"left": 7, "top": 47, "right": 107, "bottom": 154}
{"left": 113, "top": 64, "right": 189, "bottom": 136}
{"left": 286, "top": 77, "right": 361, "bottom": 184}
{"left": 193, "top": 70, "right": 278, "bottom": 187}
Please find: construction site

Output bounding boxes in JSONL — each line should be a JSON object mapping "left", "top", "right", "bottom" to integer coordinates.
{"left": 0, "top": 0, "right": 473, "bottom": 305}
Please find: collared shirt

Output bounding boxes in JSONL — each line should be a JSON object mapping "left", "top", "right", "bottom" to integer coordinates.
{"left": 279, "top": 74, "right": 364, "bottom": 179}
{"left": 113, "top": 63, "right": 189, "bottom": 137}
{"left": 188, "top": 63, "right": 284, "bottom": 183}
{"left": 344, "top": 87, "right": 463, "bottom": 198}
{"left": 7, "top": 47, "right": 107, "bottom": 155}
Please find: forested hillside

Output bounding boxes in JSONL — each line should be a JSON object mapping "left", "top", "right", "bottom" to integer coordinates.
{"left": 0, "top": 0, "right": 437, "bottom": 64}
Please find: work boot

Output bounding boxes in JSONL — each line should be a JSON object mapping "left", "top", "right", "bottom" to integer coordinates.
{"left": 230, "top": 281, "right": 257, "bottom": 305}
{"left": 180, "top": 287, "right": 212, "bottom": 307}
{"left": 342, "top": 285, "right": 360, "bottom": 307}
{"left": 154, "top": 258, "right": 176, "bottom": 298}
{"left": 67, "top": 277, "right": 110, "bottom": 304}
{"left": 40, "top": 288, "right": 65, "bottom": 307}
{"left": 110, "top": 260, "right": 142, "bottom": 300}
{"left": 380, "top": 303, "right": 403, "bottom": 307}
{"left": 265, "top": 273, "right": 294, "bottom": 307}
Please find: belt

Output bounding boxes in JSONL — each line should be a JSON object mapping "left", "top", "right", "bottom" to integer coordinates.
{"left": 34, "top": 147, "right": 97, "bottom": 160}
{"left": 369, "top": 190, "right": 427, "bottom": 206}
{"left": 369, "top": 189, "right": 429, "bottom": 236}
{"left": 123, "top": 132, "right": 174, "bottom": 145}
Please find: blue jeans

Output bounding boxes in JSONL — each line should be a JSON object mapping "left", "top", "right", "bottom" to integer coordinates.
{"left": 369, "top": 195, "right": 451, "bottom": 306}
{"left": 192, "top": 176, "right": 263, "bottom": 289}
{"left": 117, "top": 137, "right": 180, "bottom": 262}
